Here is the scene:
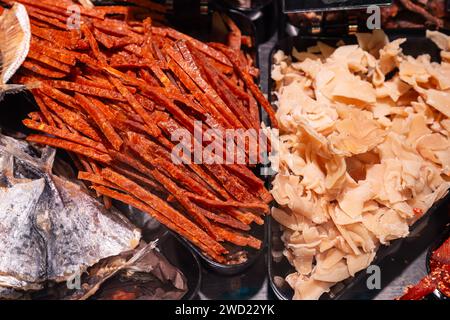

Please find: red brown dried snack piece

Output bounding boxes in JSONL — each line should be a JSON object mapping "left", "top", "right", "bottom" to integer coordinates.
{"left": 17, "top": 1, "right": 273, "bottom": 263}
{"left": 16, "top": 0, "right": 70, "bottom": 17}
{"left": 28, "top": 9, "right": 68, "bottom": 30}
{"left": 30, "top": 41, "right": 77, "bottom": 66}
{"left": 153, "top": 26, "right": 232, "bottom": 67}
{"left": 92, "top": 185, "right": 226, "bottom": 263}
{"left": 27, "top": 111, "right": 45, "bottom": 123}
{"left": 27, "top": 50, "right": 72, "bottom": 74}
{"left": 100, "top": 168, "right": 227, "bottom": 254}
{"left": 212, "top": 224, "right": 262, "bottom": 249}
{"left": 40, "top": 95, "right": 101, "bottom": 141}
{"left": 186, "top": 192, "right": 268, "bottom": 213}
{"left": 113, "top": 165, "right": 165, "bottom": 194}
{"left": 213, "top": 44, "right": 278, "bottom": 127}
{"left": 192, "top": 203, "right": 251, "bottom": 231}
{"left": 47, "top": 80, "right": 125, "bottom": 102}
{"left": 30, "top": 25, "right": 80, "bottom": 50}
{"left": 33, "top": 95, "right": 56, "bottom": 126}
{"left": 126, "top": 132, "right": 215, "bottom": 198}
{"left": 107, "top": 75, "right": 161, "bottom": 137}
{"left": 24, "top": 5, "right": 68, "bottom": 23}
{"left": 78, "top": 171, "right": 119, "bottom": 190}
{"left": 38, "top": 82, "right": 80, "bottom": 110}
{"left": 74, "top": 75, "right": 114, "bottom": 91}
{"left": 23, "top": 119, "right": 107, "bottom": 153}
{"left": 75, "top": 94, "right": 123, "bottom": 151}
{"left": 221, "top": 14, "right": 242, "bottom": 51}
{"left": 191, "top": 48, "right": 254, "bottom": 130}
{"left": 27, "top": 134, "right": 112, "bottom": 163}
{"left": 22, "top": 60, "right": 67, "bottom": 78}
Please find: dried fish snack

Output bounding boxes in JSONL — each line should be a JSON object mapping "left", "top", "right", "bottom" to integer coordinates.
{"left": 0, "top": 134, "right": 141, "bottom": 297}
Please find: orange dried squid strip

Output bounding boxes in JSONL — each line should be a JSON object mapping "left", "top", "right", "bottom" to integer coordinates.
{"left": 168, "top": 43, "right": 244, "bottom": 129}
{"left": 126, "top": 132, "right": 216, "bottom": 198}
{"left": 78, "top": 171, "right": 119, "bottom": 190}
{"left": 24, "top": 5, "right": 67, "bottom": 23}
{"left": 92, "top": 185, "right": 226, "bottom": 263}
{"left": 191, "top": 203, "right": 250, "bottom": 231}
{"left": 113, "top": 165, "right": 165, "bottom": 194}
{"left": 81, "top": 24, "right": 107, "bottom": 65}
{"left": 75, "top": 94, "right": 123, "bottom": 151}
{"left": 153, "top": 26, "right": 232, "bottom": 67}
{"left": 38, "top": 82, "right": 80, "bottom": 110}
{"left": 107, "top": 75, "right": 161, "bottom": 137}
{"left": 27, "top": 50, "right": 71, "bottom": 73}
{"left": 33, "top": 95, "right": 55, "bottom": 126}
{"left": 28, "top": 9, "right": 68, "bottom": 30}
{"left": 40, "top": 95, "right": 101, "bottom": 141}
{"left": 22, "top": 119, "right": 107, "bottom": 153}
{"left": 30, "top": 41, "right": 77, "bottom": 66}
{"left": 212, "top": 224, "right": 261, "bottom": 249}
{"left": 100, "top": 168, "right": 227, "bottom": 255}
{"left": 46, "top": 80, "right": 125, "bottom": 102}
{"left": 186, "top": 192, "right": 269, "bottom": 213}
{"left": 191, "top": 48, "right": 254, "bottom": 130}
{"left": 27, "top": 134, "right": 112, "bottom": 163}
{"left": 143, "top": 165, "right": 218, "bottom": 240}
{"left": 22, "top": 60, "right": 66, "bottom": 78}
{"left": 214, "top": 44, "right": 278, "bottom": 127}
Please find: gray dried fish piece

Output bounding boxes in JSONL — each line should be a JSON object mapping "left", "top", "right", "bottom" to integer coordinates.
{"left": 0, "top": 178, "right": 46, "bottom": 290}
{"left": 41, "top": 175, "right": 141, "bottom": 282}
{"left": 0, "top": 134, "right": 141, "bottom": 295}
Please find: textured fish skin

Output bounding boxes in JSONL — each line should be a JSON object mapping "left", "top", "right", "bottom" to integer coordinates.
{"left": 0, "top": 178, "right": 47, "bottom": 290}
{"left": 0, "top": 134, "right": 141, "bottom": 296}
{"left": 42, "top": 175, "right": 141, "bottom": 282}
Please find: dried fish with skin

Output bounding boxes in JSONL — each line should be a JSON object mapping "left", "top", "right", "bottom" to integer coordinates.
{"left": 0, "top": 134, "right": 140, "bottom": 296}
{"left": 0, "top": 3, "right": 31, "bottom": 99}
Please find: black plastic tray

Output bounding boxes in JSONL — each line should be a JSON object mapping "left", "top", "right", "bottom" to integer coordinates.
{"left": 267, "top": 30, "right": 450, "bottom": 300}
{"left": 282, "top": 0, "right": 392, "bottom": 13}
{"left": 116, "top": 202, "right": 202, "bottom": 300}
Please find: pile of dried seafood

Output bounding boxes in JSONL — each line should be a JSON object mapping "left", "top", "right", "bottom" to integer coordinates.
{"left": 13, "top": 0, "right": 274, "bottom": 263}
{"left": 0, "top": 133, "right": 141, "bottom": 299}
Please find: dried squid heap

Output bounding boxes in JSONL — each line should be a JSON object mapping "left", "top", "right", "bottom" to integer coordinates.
{"left": 0, "top": 134, "right": 140, "bottom": 299}
{"left": 13, "top": 0, "right": 274, "bottom": 263}
{"left": 268, "top": 30, "right": 450, "bottom": 299}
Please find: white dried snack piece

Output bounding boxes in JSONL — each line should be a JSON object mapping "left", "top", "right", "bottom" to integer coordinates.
{"left": 426, "top": 30, "right": 450, "bottom": 51}
{"left": 269, "top": 30, "right": 450, "bottom": 300}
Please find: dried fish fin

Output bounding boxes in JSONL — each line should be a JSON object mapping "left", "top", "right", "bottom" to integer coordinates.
{"left": 0, "top": 3, "right": 31, "bottom": 84}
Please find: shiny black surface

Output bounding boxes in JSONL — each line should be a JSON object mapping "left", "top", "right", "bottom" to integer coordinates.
{"left": 158, "top": 232, "right": 203, "bottom": 300}
{"left": 282, "top": 0, "right": 392, "bottom": 13}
